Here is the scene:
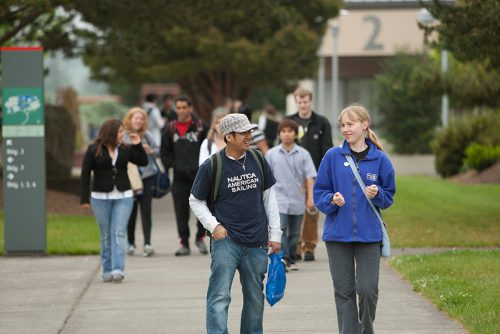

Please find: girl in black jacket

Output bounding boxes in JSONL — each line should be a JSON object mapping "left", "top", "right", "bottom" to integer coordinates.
{"left": 80, "top": 119, "right": 147, "bottom": 283}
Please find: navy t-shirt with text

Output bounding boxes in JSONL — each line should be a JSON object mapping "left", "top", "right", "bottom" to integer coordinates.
{"left": 191, "top": 149, "right": 275, "bottom": 247}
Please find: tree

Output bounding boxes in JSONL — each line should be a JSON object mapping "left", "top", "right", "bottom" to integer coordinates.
{"left": 0, "top": 1, "right": 76, "bottom": 54}
{"left": 375, "top": 52, "right": 441, "bottom": 154}
{"left": 421, "top": 0, "right": 500, "bottom": 70}
{"left": 73, "top": 0, "right": 341, "bottom": 120}
{"left": 449, "top": 59, "right": 500, "bottom": 111}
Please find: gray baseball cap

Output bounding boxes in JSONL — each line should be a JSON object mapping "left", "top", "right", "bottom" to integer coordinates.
{"left": 219, "top": 113, "right": 258, "bottom": 137}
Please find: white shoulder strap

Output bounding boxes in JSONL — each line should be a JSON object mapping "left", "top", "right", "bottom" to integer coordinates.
{"left": 345, "top": 155, "right": 384, "bottom": 225}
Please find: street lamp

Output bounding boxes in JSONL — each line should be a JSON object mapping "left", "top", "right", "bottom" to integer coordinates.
{"left": 417, "top": 8, "right": 449, "bottom": 128}
{"left": 329, "top": 10, "right": 348, "bottom": 139}
{"left": 331, "top": 19, "right": 339, "bottom": 139}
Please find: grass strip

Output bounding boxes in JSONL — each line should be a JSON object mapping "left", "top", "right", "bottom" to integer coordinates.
{"left": 384, "top": 176, "right": 500, "bottom": 247}
{"left": 390, "top": 250, "right": 500, "bottom": 334}
{"left": 0, "top": 214, "right": 99, "bottom": 256}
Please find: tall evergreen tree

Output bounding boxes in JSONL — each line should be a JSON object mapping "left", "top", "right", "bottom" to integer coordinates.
{"left": 73, "top": 0, "right": 341, "bottom": 119}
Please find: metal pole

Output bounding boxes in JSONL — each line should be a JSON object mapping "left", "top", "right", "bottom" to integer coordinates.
{"left": 318, "top": 57, "right": 325, "bottom": 115}
{"left": 441, "top": 49, "right": 449, "bottom": 127}
{"left": 331, "top": 24, "right": 339, "bottom": 139}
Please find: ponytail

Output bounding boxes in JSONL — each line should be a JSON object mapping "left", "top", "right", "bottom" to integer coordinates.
{"left": 367, "top": 128, "right": 383, "bottom": 151}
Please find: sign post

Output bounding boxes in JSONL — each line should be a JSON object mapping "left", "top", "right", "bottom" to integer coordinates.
{"left": 1, "top": 47, "right": 46, "bottom": 255}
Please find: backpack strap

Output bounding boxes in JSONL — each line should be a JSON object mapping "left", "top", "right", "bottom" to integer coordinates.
{"left": 207, "top": 139, "right": 213, "bottom": 154}
{"left": 208, "top": 151, "right": 222, "bottom": 209}
{"left": 167, "top": 121, "right": 176, "bottom": 141}
{"left": 248, "top": 149, "right": 265, "bottom": 192}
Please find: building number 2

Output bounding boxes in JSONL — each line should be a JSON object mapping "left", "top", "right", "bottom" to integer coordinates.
{"left": 363, "top": 16, "right": 384, "bottom": 50}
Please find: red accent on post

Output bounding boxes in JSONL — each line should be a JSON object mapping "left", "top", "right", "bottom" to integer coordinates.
{"left": 0, "top": 46, "right": 44, "bottom": 51}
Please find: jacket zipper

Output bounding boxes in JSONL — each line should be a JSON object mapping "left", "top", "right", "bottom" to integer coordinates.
{"left": 352, "top": 159, "right": 362, "bottom": 241}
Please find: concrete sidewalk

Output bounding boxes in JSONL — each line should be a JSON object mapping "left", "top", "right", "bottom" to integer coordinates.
{"left": 0, "top": 195, "right": 464, "bottom": 334}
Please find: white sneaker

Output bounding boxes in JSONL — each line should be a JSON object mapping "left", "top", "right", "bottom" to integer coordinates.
{"left": 112, "top": 274, "right": 123, "bottom": 283}
{"left": 288, "top": 263, "right": 299, "bottom": 271}
{"left": 143, "top": 244, "right": 155, "bottom": 257}
{"left": 127, "top": 244, "right": 135, "bottom": 256}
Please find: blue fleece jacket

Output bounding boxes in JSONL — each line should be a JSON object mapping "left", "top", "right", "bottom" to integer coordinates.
{"left": 313, "top": 139, "right": 395, "bottom": 243}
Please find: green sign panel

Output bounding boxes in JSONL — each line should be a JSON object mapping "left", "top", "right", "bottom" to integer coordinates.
{"left": 3, "top": 87, "right": 44, "bottom": 126}
{"left": 1, "top": 47, "right": 46, "bottom": 255}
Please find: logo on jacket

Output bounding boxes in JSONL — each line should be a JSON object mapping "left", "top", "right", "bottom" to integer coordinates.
{"left": 366, "top": 173, "right": 378, "bottom": 181}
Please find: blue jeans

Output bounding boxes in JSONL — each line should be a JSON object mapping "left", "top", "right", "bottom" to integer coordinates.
{"left": 279, "top": 213, "right": 303, "bottom": 264}
{"left": 91, "top": 197, "right": 134, "bottom": 278}
{"left": 207, "top": 236, "right": 268, "bottom": 334}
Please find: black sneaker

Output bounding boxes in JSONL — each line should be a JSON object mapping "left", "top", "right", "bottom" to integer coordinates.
{"left": 304, "top": 251, "right": 315, "bottom": 261}
{"left": 175, "top": 246, "right": 191, "bottom": 256}
{"left": 281, "top": 259, "right": 289, "bottom": 273}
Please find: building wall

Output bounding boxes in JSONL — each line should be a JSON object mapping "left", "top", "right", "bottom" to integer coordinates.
{"left": 287, "top": 3, "right": 427, "bottom": 136}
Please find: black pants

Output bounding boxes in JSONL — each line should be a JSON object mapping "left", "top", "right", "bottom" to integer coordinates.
{"left": 171, "top": 180, "right": 205, "bottom": 248}
{"left": 127, "top": 177, "right": 154, "bottom": 246}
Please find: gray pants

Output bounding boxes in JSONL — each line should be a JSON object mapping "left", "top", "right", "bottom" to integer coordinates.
{"left": 325, "top": 242, "right": 381, "bottom": 334}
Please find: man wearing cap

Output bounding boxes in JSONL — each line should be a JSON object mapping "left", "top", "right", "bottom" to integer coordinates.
{"left": 189, "top": 113, "right": 282, "bottom": 334}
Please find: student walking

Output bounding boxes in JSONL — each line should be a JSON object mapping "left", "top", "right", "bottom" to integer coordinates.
{"left": 80, "top": 119, "right": 148, "bottom": 283}
{"left": 258, "top": 104, "right": 281, "bottom": 148}
{"left": 238, "top": 104, "right": 269, "bottom": 154}
{"left": 189, "top": 113, "right": 281, "bottom": 334}
{"left": 313, "top": 104, "right": 395, "bottom": 334}
{"left": 198, "top": 107, "right": 228, "bottom": 166}
{"left": 160, "top": 95, "right": 208, "bottom": 256}
{"left": 288, "top": 87, "right": 333, "bottom": 261}
{"left": 122, "top": 107, "right": 158, "bottom": 257}
{"left": 142, "top": 94, "right": 165, "bottom": 148}
{"left": 265, "top": 119, "right": 316, "bottom": 271}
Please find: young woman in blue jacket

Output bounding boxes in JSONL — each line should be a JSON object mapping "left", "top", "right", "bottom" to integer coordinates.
{"left": 313, "top": 104, "right": 395, "bottom": 334}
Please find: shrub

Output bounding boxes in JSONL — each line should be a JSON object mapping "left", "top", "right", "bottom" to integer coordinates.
{"left": 464, "top": 144, "right": 500, "bottom": 171}
{"left": 432, "top": 111, "right": 500, "bottom": 177}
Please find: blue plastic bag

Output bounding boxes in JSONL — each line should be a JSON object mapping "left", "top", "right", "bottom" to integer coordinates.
{"left": 265, "top": 251, "right": 286, "bottom": 306}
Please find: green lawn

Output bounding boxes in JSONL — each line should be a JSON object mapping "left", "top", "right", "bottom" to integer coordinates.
{"left": 390, "top": 250, "right": 499, "bottom": 334}
{"left": 0, "top": 214, "right": 99, "bottom": 256}
{"left": 384, "top": 176, "right": 500, "bottom": 247}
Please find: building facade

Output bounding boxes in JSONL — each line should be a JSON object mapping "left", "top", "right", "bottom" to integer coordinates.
{"left": 287, "top": 0, "right": 444, "bottom": 140}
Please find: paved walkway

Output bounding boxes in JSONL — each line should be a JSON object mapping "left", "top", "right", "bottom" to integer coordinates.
{"left": 387, "top": 154, "right": 437, "bottom": 176}
{"left": 0, "top": 194, "right": 465, "bottom": 334}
